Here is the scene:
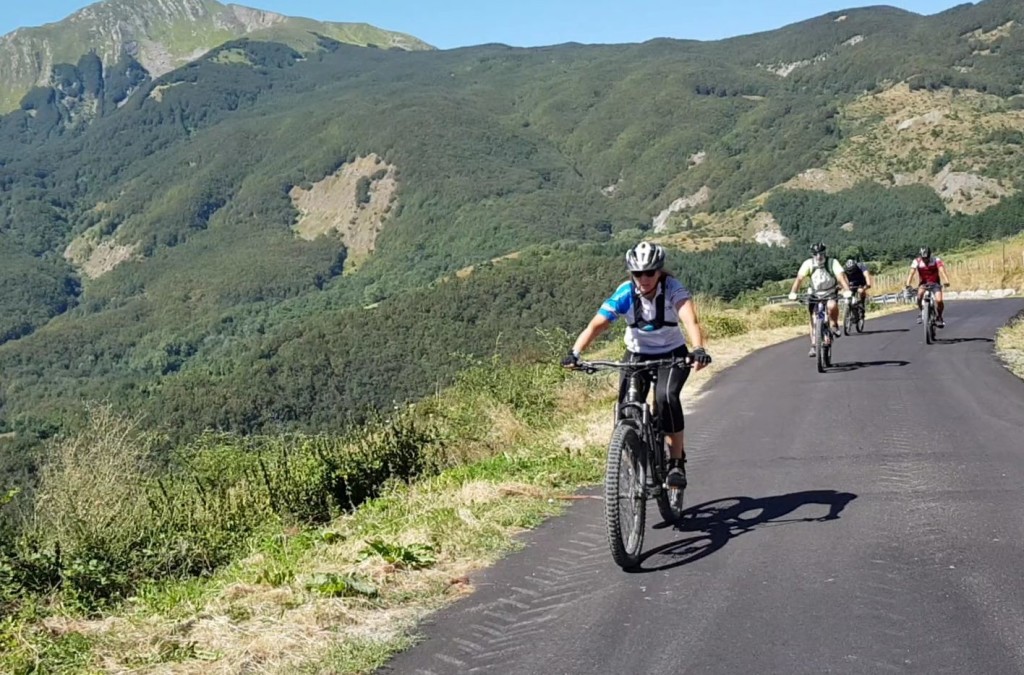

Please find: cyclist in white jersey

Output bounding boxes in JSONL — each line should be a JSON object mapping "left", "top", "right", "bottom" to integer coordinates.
{"left": 788, "top": 242, "right": 853, "bottom": 357}
{"left": 562, "top": 241, "right": 712, "bottom": 490}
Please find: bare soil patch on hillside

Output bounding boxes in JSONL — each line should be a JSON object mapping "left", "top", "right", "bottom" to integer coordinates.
{"left": 290, "top": 154, "right": 398, "bottom": 269}
{"left": 63, "top": 209, "right": 141, "bottom": 279}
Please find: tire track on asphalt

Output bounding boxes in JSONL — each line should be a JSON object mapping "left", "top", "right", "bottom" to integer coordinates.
{"left": 406, "top": 522, "right": 609, "bottom": 674}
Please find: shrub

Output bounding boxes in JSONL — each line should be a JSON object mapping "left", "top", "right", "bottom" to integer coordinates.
{"left": 5, "top": 404, "right": 443, "bottom": 609}
{"left": 701, "top": 314, "right": 748, "bottom": 339}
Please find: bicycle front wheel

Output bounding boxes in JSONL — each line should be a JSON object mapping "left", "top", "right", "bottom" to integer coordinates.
{"left": 816, "top": 322, "right": 828, "bottom": 373}
{"left": 605, "top": 423, "right": 647, "bottom": 569}
{"left": 922, "top": 305, "right": 932, "bottom": 344}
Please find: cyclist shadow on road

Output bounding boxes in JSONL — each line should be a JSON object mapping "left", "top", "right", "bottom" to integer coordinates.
{"left": 933, "top": 336, "right": 993, "bottom": 344}
{"left": 856, "top": 328, "right": 909, "bottom": 335}
{"left": 828, "top": 360, "right": 909, "bottom": 372}
{"left": 633, "top": 490, "right": 857, "bottom": 574}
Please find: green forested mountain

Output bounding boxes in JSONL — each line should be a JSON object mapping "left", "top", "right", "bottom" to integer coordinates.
{"left": 0, "top": 0, "right": 431, "bottom": 112}
{"left": 3, "top": 0, "right": 1024, "bottom": 461}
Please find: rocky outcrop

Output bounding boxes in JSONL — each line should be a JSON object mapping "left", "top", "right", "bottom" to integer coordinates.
{"left": 16, "top": 52, "right": 150, "bottom": 135}
{"left": 751, "top": 212, "right": 789, "bottom": 247}
{"left": 652, "top": 186, "right": 710, "bottom": 232}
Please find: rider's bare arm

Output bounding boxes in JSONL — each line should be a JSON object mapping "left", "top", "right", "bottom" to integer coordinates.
{"left": 571, "top": 314, "right": 612, "bottom": 355}
{"left": 676, "top": 299, "right": 705, "bottom": 351}
{"left": 676, "top": 299, "right": 709, "bottom": 371}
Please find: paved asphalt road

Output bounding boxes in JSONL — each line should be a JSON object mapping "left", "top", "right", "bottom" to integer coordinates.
{"left": 384, "top": 299, "right": 1024, "bottom": 675}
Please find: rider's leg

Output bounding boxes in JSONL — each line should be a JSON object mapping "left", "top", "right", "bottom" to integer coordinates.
{"left": 807, "top": 302, "right": 816, "bottom": 352}
{"left": 827, "top": 298, "right": 840, "bottom": 333}
{"left": 916, "top": 286, "right": 925, "bottom": 310}
{"left": 936, "top": 290, "right": 945, "bottom": 321}
{"left": 665, "top": 431, "right": 685, "bottom": 460}
{"left": 655, "top": 359, "right": 690, "bottom": 488}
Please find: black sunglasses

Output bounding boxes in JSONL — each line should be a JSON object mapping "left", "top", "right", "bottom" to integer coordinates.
{"left": 632, "top": 270, "right": 658, "bottom": 278}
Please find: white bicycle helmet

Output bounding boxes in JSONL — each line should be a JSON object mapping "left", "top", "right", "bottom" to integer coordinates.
{"left": 625, "top": 241, "right": 666, "bottom": 272}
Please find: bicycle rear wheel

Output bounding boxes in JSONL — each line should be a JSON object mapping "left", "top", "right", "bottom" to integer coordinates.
{"left": 656, "top": 482, "right": 685, "bottom": 526}
{"left": 605, "top": 423, "right": 647, "bottom": 569}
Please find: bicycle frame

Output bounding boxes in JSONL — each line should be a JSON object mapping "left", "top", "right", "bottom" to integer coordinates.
{"left": 921, "top": 284, "right": 938, "bottom": 344}
{"left": 922, "top": 286, "right": 937, "bottom": 308}
{"left": 620, "top": 371, "right": 665, "bottom": 489}
{"left": 577, "top": 355, "right": 695, "bottom": 567}
{"left": 815, "top": 301, "right": 829, "bottom": 342}
{"left": 805, "top": 296, "right": 833, "bottom": 345}
{"left": 803, "top": 294, "right": 836, "bottom": 372}
{"left": 584, "top": 357, "right": 692, "bottom": 494}
{"left": 847, "top": 294, "right": 862, "bottom": 318}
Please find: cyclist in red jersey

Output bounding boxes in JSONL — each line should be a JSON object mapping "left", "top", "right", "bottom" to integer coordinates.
{"left": 905, "top": 246, "right": 952, "bottom": 328}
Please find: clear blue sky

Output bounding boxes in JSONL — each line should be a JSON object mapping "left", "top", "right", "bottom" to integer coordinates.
{"left": 0, "top": 0, "right": 974, "bottom": 49}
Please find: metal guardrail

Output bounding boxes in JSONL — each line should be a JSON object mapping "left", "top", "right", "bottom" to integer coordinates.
{"left": 767, "top": 292, "right": 914, "bottom": 306}
{"left": 767, "top": 289, "right": 1019, "bottom": 306}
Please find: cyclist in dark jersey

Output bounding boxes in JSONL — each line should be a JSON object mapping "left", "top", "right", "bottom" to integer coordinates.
{"left": 905, "top": 246, "right": 952, "bottom": 328}
{"left": 843, "top": 258, "right": 872, "bottom": 305}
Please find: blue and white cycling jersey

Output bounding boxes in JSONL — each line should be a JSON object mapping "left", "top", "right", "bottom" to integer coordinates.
{"left": 598, "top": 276, "right": 692, "bottom": 354}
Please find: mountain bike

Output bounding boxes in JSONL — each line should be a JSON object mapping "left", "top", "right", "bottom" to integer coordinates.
{"left": 805, "top": 294, "right": 837, "bottom": 374}
{"left": 576, "top": 356, "right": 695, "bottom": 569}
{"left": 918, "top": 283, "right": 940, "bottom": 344}
{"left": 842, "top": 289, "right": 866, "bottom": 335}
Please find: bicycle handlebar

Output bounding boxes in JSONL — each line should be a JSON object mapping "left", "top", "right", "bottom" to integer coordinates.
{"left": 575, "top": 356, "right": 695, "bottom": 374}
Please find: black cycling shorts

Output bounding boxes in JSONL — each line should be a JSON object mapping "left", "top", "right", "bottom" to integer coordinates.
{"left": 617, "top": 344, "right": 690, "bottom": 434}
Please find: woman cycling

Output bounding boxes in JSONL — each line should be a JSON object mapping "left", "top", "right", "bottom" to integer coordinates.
{"left": 562, "top": 241, "right": 712, "bottom": 490}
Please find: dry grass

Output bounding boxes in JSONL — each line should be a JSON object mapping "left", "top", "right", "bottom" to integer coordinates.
{"left": 873, "top": 233, "right": 1024, "bottom": 293}
{"left": 69, "top": 435, "right": 603, "bottom": 673}
{"left": 32, "top": 407, "right": 157, "bottom": 554}
{"left": 996, "top": 312, "right": 1024, "bottom": 379}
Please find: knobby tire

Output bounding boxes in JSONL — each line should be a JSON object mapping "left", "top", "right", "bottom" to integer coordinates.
{"left": 605, "top": 423, "right": 646, "bottom": 569}
{"left": 816, "top": 319, "right": 827, "bottom": 373}
{"left": 655, "top": 452, "right": 685, "bottom": 526}
{"left": 656, "top": 488, "right": 685, "bottom": 527}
